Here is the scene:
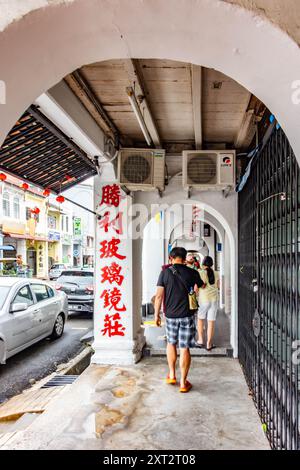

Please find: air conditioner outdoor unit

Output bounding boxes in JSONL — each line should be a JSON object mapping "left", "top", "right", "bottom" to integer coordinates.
{"left": 182, "top": 150, "right": 236, "bottom": 190}
{"left": 117, "top": 148, "right": 165, "bottom": 191}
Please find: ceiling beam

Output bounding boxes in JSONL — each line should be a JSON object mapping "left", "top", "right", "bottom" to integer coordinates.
{"left": 235, "top": 95, "right": 266, "bottom": 150}
{"left": 64, "top": 70, "right": 120, "bottom": 147}
{"left": 124, "top": 59, "right": 162, "bottom": 148}
{"left": 234, "top": 109, "right": 256, "bottom": 150}
{"left": 191, "top": 65, "right": 203, "bottom": 150}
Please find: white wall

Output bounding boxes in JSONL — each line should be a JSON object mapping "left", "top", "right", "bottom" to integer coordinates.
{"left": 142, "top": 214, "right": 164, "bottom": 305}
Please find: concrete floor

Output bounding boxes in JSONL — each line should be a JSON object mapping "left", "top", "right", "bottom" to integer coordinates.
{"left": 3, "top": 357, "right": 269, "bottom": 450}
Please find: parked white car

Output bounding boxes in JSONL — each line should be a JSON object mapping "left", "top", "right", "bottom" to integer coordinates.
{"left": 49, "top": 264, "right": 67, "bottom": 281}
{"left": 0, "top": 278, "right": 68, "bottom": 364}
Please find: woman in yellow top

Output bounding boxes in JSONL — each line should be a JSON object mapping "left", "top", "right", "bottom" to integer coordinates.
{"left": 196, "top": 256, "right": 219, "bottom": 351}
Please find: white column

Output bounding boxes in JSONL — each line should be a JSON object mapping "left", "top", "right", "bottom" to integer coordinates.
{"left": 224, "top": 232, "right": 231, "bottom": 316}
{"left": 16, "top": 239, "right": 27, "bottom": 261}
{"left": 92, "top": 177, "right": 145, "bottom": 365}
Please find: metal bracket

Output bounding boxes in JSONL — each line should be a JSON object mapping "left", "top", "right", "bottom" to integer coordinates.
{"left": 222, "top": 186, "right": 231, "bottom": 198}
{"left": 156, "top": 187, "right": 163, "bottom": 198}
{"left": 121, "top": 185, "right": 132, "bottom": 197}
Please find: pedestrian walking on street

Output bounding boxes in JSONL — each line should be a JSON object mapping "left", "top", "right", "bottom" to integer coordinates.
{"left": 196, "top": 256, "right": 220, "bottom": 351}
{"left": 154, "top": 247, "right": 204, "bottom": 393}
{"left": 186, "top": 252, "right": 196, "bottom": 269}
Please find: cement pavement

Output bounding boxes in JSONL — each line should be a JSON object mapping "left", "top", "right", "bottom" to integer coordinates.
{"left": 2, "top": 357, "right": 270, "bottom": 450}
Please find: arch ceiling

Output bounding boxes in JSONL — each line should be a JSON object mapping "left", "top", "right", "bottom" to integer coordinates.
{"left": 2, "top": 0, "right": 300, "bottom": 46}
{"left": 0, "top": 0, "right": 300, "bottom": 163}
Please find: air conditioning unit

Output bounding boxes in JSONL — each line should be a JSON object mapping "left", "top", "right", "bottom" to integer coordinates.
{"left": 182, "top": 150, "right": 236, "bottom": 190}
{"left": 117, "top": 148, "right": 165, "bottom": 191}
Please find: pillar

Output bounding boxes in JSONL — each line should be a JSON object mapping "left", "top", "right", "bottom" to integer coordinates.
{"left": 224, "top": 232, "right": 231, "bottom": 315}
{"left": 92, "top": 177, "right": 145, "bottom": 365}
{"left": 16, "top": 239, "right": 26, "bottom": 262}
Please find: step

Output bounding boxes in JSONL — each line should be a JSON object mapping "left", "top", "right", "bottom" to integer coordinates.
{"left": 143, "top": 346, "right": 233, "bottom": 357}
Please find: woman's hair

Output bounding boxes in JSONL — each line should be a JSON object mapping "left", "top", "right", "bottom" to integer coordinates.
{"left": 202, "top": 256, "right": 215, "bottom": 285}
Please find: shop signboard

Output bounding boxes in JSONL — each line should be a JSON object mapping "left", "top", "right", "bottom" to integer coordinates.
{"left": 73, "top": 217, "right": 82, "bottom": 236}
{"left": 48, "top": 230, "right": 60, "bottom": 241}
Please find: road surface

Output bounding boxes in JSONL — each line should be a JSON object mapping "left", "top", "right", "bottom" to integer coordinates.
{"left": 0, "top": 313, "right": 93, "bottom": 403}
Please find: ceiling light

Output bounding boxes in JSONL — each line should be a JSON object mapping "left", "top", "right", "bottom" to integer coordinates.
{"left": 126, "top": 87, "right": 152, "bottom": 146}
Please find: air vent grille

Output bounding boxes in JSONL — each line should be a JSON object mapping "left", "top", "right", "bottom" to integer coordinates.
{"left": 187, "top": 153, "right": 217, "bottom": 184}
{"left": 121, "top": 152, "right": 152, "bottom": 184}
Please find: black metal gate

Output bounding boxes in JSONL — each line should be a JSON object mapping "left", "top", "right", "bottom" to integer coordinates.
{"left": 238, "top": 127, "right": 300, "bottom": 450}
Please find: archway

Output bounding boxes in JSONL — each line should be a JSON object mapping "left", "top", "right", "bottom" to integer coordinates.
{"left": 138, "top": 193, "right": 237, "bottom": 355}
{"left": 142, "top": 210, "right": 232, "bottom": 354}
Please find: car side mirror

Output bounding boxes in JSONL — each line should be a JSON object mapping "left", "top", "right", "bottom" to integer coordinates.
{"left": 10, "top": 302, "right": 28, "bottom": 313}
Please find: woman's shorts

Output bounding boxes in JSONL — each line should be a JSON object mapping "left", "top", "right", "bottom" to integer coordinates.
{"left": 198, "top": 301, "right": 218, "bottom": 321}
{"left": 165, "top": 316, "right": 196, "bottom": 349}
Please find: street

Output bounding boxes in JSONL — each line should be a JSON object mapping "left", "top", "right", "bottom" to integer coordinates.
{"left": 0, "top": 313, "right": 93, "bottom": 404}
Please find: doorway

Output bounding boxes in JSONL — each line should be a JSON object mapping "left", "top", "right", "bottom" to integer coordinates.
{"left": 27, "top": 248, "right": 37, "bottom": 276}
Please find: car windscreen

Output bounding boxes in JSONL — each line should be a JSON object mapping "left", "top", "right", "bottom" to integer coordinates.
{"left": 58, "top": 275, "right": 93, "bottom": 284}
{"left": 0, "top": 286, "right": 10, "bottom": 309}
{"left": 60, "top": 271, "right": 93, "bottom": 277}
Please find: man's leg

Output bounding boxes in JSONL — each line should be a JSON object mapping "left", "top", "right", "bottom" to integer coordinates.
{"left": 167, "top": 343, "right": 177, "bottom": 379}
{"left": 179, "top": 348, "right": 191, "bottom": 387}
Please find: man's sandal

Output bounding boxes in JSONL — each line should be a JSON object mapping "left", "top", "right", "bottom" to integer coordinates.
{"left": 179, "top": 380, "right": 193, "bottom": 393}
{"left": 166, "top": 375, "right": 176, "bottom": 385}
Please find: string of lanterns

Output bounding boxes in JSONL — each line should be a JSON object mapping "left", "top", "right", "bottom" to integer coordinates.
{"left": 0, "top": 171, "right": 72, "bottom": 205}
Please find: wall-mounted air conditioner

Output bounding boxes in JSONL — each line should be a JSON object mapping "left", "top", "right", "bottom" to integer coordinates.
{"left": 182, "top": 150, "right": 236, "bottom": 190}
{"left": 117, "top": 148, "right": 165, "bottom": 191}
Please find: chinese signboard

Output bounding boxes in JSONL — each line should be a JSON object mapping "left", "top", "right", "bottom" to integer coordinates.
{"left": 94, "top": 182, "right": 132, "bottom": 346}
{"left": 48, "top": 215, "right": 57, "bottom": 230}
{"left": 98, "top": 184, "right": 127, "bottom": 338}
{"left": 73, "top": 217, "right": 82, "bottom": 236}
{"left": 48, "top": 230, "right": 60, "bottom": 241}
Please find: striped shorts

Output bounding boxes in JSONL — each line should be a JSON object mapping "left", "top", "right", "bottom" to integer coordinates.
{"left": 165, "top": 316, "right": 196, "bottom": 349}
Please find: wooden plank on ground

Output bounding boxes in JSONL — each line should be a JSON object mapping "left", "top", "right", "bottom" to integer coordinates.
{"left": 0, "top": 386, "right": 68, "bottom": 422}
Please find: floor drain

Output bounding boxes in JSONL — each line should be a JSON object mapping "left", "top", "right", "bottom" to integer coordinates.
{"left": 41, "top": 375, "right": 78, "bottom": 388}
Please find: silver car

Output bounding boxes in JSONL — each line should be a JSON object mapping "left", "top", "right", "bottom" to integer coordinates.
{"left": 49, "top": 263, "right": 67, "bottom": 280}
{"left": 55, "top": 269, "right": 94, "bottom": 314}
{"left": 0, "top": 277, "right": 68, "bottom": 364}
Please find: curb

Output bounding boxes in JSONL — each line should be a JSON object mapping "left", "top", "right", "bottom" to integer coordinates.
{"left": 56, "top": 346, "right": 93, "bottom": 376}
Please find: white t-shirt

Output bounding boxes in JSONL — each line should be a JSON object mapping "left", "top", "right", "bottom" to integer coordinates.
{"left": 198, "top": 270, "right": 219, "bottom": 303}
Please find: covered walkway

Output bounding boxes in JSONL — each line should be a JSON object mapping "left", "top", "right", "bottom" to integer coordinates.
{"left": 2, "top": 357, "right": 269, "bottom": 450}
{"left": 0, "top": 0, "right": 300, "bottom": 450}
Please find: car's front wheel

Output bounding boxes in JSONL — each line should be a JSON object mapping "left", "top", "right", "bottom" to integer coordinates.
{"left": 50, "top": 313, "right": 65, "bottom": 339}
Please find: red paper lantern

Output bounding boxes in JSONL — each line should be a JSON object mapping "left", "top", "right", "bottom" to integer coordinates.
{"left": 33, "top": 207, "right": 40, "bottom": 215}
{"left": 43, "top": 188, "right": 50, "bottom": 197}
{"left": 0, "top": 173, "right": 7, "bottom": 181}
{"left": 56, "top": 195, "right": 65, "bottom": 204}
{"left": 21, "top": 182, "right": 29, "bottom": 190}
